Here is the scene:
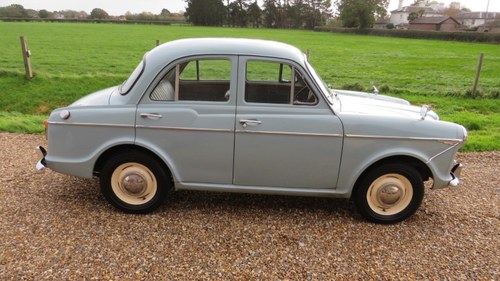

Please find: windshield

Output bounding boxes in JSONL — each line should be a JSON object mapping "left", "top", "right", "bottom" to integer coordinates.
{"left": 119, "top": 59, "right": 144, "bottom": 95}
{"left": 305, "top": 61, "right": 335, "bottom": 105}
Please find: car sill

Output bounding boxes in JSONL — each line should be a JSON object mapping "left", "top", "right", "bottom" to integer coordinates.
{"left": 176, "top": 182, "right": 350, "bottom": 198}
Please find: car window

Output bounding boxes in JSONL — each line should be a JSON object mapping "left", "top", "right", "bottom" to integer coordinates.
{"left": 247, "top": 61, "right": 292, "bottom": 82}
{"left": 150, "top": 59, "right": 231, "bottom": 102}
{"left": 120, "top": 60, "right": 144, "bottom": 95}
{"left": 245, "top": 60, "right": 317, "bottom": 105}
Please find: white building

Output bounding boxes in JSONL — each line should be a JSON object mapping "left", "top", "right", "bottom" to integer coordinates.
{"left": 390, "top": 0, "right": 445, "bottom": 27}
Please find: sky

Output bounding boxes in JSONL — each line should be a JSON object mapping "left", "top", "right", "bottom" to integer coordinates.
{"left": 0, "top": 0, "right": 498, "bottom": 16}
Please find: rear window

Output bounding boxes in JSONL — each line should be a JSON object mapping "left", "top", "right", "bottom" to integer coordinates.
{"left": 120, "top": 60, "right": 144, "bottom": 95}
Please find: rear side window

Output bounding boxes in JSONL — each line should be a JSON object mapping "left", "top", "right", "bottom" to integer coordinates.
{"left": 120, "top": 60, "right": 144, "bottom": 95}
{"left": 150, "top": 59, "right": 231, "bottom": 102}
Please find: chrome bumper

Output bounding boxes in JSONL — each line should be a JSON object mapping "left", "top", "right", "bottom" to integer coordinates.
{"left": 448, "top": 161, "right": 463, "bottom": 188}
{"left": 35, "top": 146, "right": 47, "bottom": 171}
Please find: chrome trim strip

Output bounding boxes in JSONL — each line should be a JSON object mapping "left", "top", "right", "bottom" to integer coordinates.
{"left": 426, "top": 142, "right": 461, "bottom": 164}
{"left": 345, "top": 134, "right": 462, "bottom": 143}
{"left": 176, "top": 182, "right": 349, "bottom": 198}
{"left": 236, "top": 130, "right": 342, "bottom": 138}
{"left": 48, "top": 121, "right": 134, "bottom": 128}
{"left": 136, "top": 125, "right": 233, "bottom": 133}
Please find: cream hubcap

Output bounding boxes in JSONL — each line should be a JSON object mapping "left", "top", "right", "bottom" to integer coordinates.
{"left": 111, "top": 163, "right": 157, "bottom": 205}
{"left": 367, "top": 173, "right": 413, "bottom": 216}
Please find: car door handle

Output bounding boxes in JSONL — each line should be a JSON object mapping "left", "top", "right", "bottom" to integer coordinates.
{"left": 239, "top": 119, "right": 262, "bottom": 128}
{"left": 140, "top": 113, "right": 163, "bottom": 119}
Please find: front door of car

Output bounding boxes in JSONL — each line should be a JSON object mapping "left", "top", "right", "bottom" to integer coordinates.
{"left": 233, "top": 57, "right": 343, "bottom": 189}
{"left": 136, "top": 56, "right": 237, "bottom": 184}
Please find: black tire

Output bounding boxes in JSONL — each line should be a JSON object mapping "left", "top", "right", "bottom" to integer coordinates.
{"left": 354, "top": 163, "right": 424, "bottom": 224}
{"left": 100, "top": 151, "right": 170, "bottom": 213}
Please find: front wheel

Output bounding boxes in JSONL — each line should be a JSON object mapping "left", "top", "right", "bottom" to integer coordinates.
{"left": 354, "top": 163, "right": 424, "bottom": 224}
{"left": 100, "top": 151, "right": 170, "bottom": 213}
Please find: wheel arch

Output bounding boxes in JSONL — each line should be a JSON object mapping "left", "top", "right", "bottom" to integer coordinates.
{"left": 93, "top": 144, "right": 174, "bottom": 182}
{"left": 350, "top": 155, "right": 432, "bottom": 200}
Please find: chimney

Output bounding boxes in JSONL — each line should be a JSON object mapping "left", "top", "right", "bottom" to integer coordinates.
{"left": 399, "top": 0, "right": 404, "bottom": 10}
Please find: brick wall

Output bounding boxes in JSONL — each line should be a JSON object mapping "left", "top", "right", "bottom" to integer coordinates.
{"left": 409, "top": 23, "right": 436, "bottom": 31}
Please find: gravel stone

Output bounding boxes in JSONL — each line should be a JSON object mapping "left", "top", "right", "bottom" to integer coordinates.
{"left": 0, "top": 133, "right": 498, "bottom": 279}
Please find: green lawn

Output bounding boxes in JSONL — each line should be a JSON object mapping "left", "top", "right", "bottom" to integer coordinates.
{"left": 0, "top": 22, "right": 499, "bottom": 151}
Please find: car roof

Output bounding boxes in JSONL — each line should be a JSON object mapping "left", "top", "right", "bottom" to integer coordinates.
{"left": 145, "top": 38, "right": 306, "bottom": 69}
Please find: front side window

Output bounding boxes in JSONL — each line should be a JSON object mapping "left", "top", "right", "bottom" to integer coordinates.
{"left": 245, "top": 60, "right": 317, "bottom": 105}
{"left": 150, "top": 59, "right": 231, "bottom": 102}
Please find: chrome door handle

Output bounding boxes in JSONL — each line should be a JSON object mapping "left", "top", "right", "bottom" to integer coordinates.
{"left": 239, "top": 119, "right": 262, "bottom": 128}
{"left": 140, "top": 113, "right": 163, "bottom": 119}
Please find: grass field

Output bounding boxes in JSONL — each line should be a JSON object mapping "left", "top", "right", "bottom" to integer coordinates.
{"left": 0, "top": 22, "right": 499, "bottom": 151}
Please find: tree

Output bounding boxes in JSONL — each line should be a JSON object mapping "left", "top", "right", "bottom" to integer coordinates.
{"left": 89, "top": 8, "right": 109, "bottom": 19}
{"left": 160, "top": 8, "right": 171, "bottom": 16}
{"left": 185, "top": 0, "right": 226, "bottom": 26}
{"left": 263, "top": 0, "right": 286, "bottom": 28}
{"left": 335, "top": 0, "right": 388, "bottom": 28}
{"left": 247, "top": 1, "right": 262, "bottom": 27}
{"left": 58, "top": 10, "right": 88, "bottom": 19}
{"left": 0, "top": 4, "right": 28, "bottom": 18}
{"left": 443, "top": 7, "right": 460, "bottom": 17}
{"left": 38, "top": 9, "right": 50, "bottom": 18}
{"left": 407, "top": 12, "right": 419, "bottom": 21}
{"left": 228, "top": 1, "right": 248, "bottom": 27}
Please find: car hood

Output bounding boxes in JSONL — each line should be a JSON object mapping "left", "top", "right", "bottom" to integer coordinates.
{"left": 70, "top": 86, "right": 118, "bottom": 107}
{"left": 335, "top": 90, "right": 438, "bottom": 120}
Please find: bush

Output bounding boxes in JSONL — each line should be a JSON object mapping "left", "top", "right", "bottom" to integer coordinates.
{"left": 314, "top": 27, "right": 500, "bottom": 44}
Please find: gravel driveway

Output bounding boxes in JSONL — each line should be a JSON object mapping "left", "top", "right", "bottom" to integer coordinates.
{"left": 0, "top": 133, "right": 498, "bottom": 279}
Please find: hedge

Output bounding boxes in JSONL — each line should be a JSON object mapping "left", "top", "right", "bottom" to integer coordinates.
{"left": 314, "top": 27, "right": 500, "bottom": 44}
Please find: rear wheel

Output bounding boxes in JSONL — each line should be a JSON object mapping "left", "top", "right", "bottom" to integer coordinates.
{"left": 100, "top": 151, "right": 170, "bottom": 213}
{"left": 354, "top": 163, "right": 424, "bottom": 224}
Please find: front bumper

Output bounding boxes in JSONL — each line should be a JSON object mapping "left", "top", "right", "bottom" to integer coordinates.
{"left": 35, "top": 146, "right": 47, "bottom": 171}
{"left": 448, "top": 161, "right": 463, "bottom": 188}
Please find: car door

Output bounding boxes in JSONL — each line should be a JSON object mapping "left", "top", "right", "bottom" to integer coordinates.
{"left": 233, "top": 57, "right": 343, "bottom": 189}
{"left": 136, "top": 56, "right": 237, "bottom": 184}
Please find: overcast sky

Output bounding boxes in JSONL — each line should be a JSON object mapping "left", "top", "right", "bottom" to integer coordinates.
{"left": 0, "top": 0, "right": 498, "bottom": 16}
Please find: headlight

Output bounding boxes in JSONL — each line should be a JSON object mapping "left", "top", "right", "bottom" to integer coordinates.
{"left": 462, "top": 126, "right": 468, "bottom": 143}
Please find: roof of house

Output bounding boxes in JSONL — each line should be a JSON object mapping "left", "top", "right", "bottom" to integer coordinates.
{"left": 410, "top": 16, "right": 460, "bottom": 25}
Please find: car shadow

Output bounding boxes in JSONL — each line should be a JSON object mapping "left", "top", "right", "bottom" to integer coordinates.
{"left": 59, "top": 176, "right": 361, "bottom": 222}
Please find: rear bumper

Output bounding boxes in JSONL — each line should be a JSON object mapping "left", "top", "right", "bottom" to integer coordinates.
{"left": 35, "top": 146, "right": 47, "bottom": 171}
{"left": 448, "top": 161, "right": 463, "bottom": 188}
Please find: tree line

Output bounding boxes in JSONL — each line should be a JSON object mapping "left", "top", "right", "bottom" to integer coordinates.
{"left": 1, "top": 1, "right": 394, "bottom": 29}
{"left": 185, "top": 0, "right": 332, "bottom": 29}
{"left": 0, "top": 4, "right": 184, "bottom": 22}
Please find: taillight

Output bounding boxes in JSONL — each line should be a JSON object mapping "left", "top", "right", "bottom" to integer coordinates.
{"left": 43, "top": 120, "right": 48, "bottom": 140}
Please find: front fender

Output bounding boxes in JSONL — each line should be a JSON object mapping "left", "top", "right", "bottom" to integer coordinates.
{"left": 335, "top": 137, "right": 458, "bottom": 197}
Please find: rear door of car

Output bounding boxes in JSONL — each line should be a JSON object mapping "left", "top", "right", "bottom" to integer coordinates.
{"left": 136, "top": 56, "right": 237, "bottom": 184}
{"left": 233, "top": 57, "right": 343, "bottom": 189}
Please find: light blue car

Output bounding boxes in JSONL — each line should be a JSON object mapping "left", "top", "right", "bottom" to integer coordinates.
{"left": 36, "top": 38, "right": 466, "bottom": 223}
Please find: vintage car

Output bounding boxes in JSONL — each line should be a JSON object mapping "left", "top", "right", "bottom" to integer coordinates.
{"left": 36, "top": 38, "right": 466, "bottom": 223}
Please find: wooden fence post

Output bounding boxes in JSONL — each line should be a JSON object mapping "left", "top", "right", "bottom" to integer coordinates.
{"left": 20, "top": 36, "right": 33, "bottom": 79}
{"left": 156, "top": 39, "right": 160, "bottom": 46}
{"left": 471, "top": 53, "right": 484, "bottom": 99}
